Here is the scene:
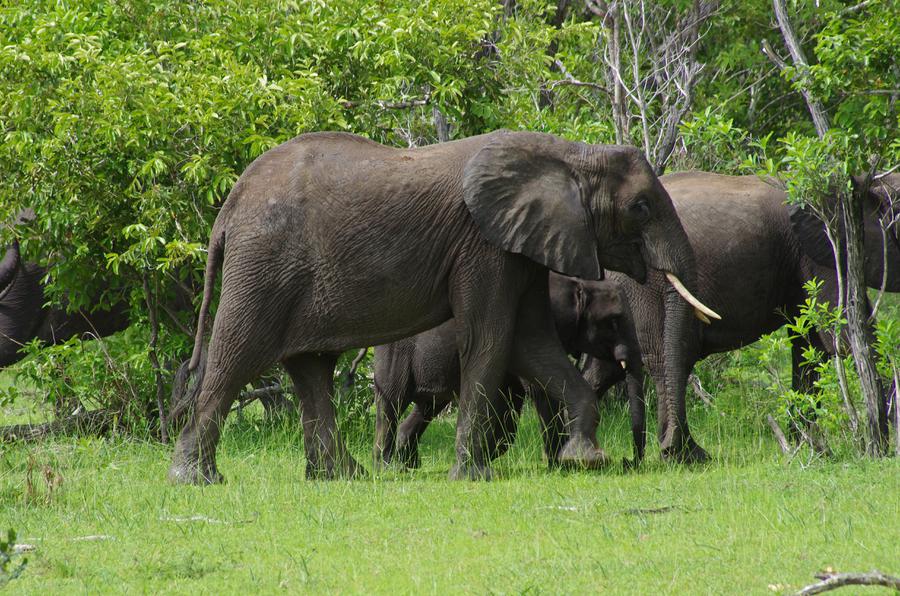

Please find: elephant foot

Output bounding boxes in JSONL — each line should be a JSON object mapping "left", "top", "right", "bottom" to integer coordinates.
{"left": 622, "top": 458, "right": 640, "bottom": 472}
{"left": 306, "top": 454, "right": 367, "bottom": 480}
{"left": 558, "top": 436, "right": 611, "bottom": 470}
{"left": 661, "top": 436, "right": 709, "bottom": 464}
{"left": 372, "top": 448, "right": 395, "bottom": 472}
{"left": 395, "top": 445, "right": 421, "bottom": 470}
{"left": 168, "top": 459, "right": 224, "bottom": 485}
{"left": 448, "top": 462, "right": 492, "bottom": 481}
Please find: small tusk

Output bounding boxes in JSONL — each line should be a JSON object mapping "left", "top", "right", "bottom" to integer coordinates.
{"left": 694, "top": 310, "right": 711, "bottom": 324}
{"left": 664, "top": 272, "right": 721, "bottom": 323}
{"left": 619, "top": 361, "right": 627, "bottom": 370}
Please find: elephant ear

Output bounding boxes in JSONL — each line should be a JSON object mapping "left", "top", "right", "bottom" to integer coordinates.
{"left": 462, "top": 131, "right": 602, "bottom": 280}
{"left": 788, "top": 203, "right": 836, "bottom": 267}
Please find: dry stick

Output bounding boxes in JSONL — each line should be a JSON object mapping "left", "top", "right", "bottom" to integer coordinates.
{"left": 230, "top": 385, "right": 284, "bottom": 414}
{"left": 339, "top": 94, "right": 430, "bottom": 110}
{"left": 832, "top": 353, "right": 861, "bottom": 436}
{"left": 768, "top": 0, "right": 830, "bottom": 137}
{"left": 688, "top": 374, "right": 714, "bottom": 406}
{"left": 766, "top": 414, "right": 792, "bottom": 455}
{"left": 143, "top": 275, "right": 167, "bottom": 443}
{"left": 795, "top": 570, "right": 900, "bottom": 595}
{"left": 0, "top": 408, "right": 114, "bottom": 443}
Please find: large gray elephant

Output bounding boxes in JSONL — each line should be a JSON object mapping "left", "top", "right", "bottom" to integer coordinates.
{"left": 605, "top": 171, "right": 899, "bottom": 461}
{"left": 169, "top": 130, "right": 716, "bottom": 484}
{"left": 373, "top": 273, "right": 646, "bottom": 470}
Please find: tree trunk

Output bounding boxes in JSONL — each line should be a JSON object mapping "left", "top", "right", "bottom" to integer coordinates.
{"left": 842, "top": 190, "right": 888, "bottom": 455}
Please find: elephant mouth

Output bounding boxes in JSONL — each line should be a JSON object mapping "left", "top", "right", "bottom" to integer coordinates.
{"left": 663, "top": 272, "right": 721, "bottom": 324}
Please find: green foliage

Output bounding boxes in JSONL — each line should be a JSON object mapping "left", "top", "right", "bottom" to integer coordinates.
{"left": 0, "top": 325, "right": 188, "bottom": 431}
{"left": 677, "top": 107, "right": 752, "bottom": 173}
{"left": 0, "top": 0, "right": 897, "bottom": 442}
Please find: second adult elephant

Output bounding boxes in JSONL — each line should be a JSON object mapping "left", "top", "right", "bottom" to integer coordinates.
{"left": 169, "top": 130, "right": 716, "bottom": 484}
{"left": 0, "top": 211, "right": 130, "bottom": 368}
{"left": 608, "top": 171, "right": 899, "bottom": 461}
{"left": 373, "top": 274, "right": 646, "bottom": 470}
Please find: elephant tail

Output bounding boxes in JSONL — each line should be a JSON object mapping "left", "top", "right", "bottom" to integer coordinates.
{"left": 168, "top": 342, "right": 207, "bottom": 433}
{"left": 188, "top": 220, "right": 226, "bottom": 371}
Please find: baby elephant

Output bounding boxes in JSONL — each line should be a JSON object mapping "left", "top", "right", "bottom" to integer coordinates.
{"left": 373, "top": 273, "right": 646, "bottom": 470}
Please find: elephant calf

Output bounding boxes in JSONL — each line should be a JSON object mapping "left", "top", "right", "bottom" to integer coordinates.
{"left": 373, "top": 273, "right": 646, "bottom": 469}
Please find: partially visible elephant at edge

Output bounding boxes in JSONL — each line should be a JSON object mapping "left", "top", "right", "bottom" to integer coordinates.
{"left": 373, "top": 273, "right": 646, "bottom": 471}
{"left": 169, "top": 129, "right": 716, "bottom": 485}
{"left": 608, "top": 171, "right": 899, "bottom": 460}
{"left": 0, "top": 211, "right": 130, "bottom": 368}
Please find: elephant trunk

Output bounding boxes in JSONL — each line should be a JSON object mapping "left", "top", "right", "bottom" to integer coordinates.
{"left": 644, "top": 216, "right": 707, "bottom": 460}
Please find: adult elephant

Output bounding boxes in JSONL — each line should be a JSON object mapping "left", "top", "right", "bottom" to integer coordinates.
{"left": 606, "top": 171, "right": 899, "bottom": 462}
{"left": 373, "top": 273, "right": 646, "bottom": 471}
{"left": 169, "top": 130, "right": 716, "bottom": 484}
{"left": 0, "top": 211, "right": 130, "bottom": 367}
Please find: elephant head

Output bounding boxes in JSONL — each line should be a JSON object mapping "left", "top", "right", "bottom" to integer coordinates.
{"left": 0, "top": 210, "right": 130, "bottom": 367}
{"left": 789, "top": 172, "right": 900, "bottom": 291}
{"left": 462, "top": 131, "right": 718, "bottom": 322}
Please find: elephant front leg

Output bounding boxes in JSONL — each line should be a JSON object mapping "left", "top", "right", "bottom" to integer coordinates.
{"left": 511, "top": 288, "right": 610, "bottom": 470}
{"left": 624, "top": 365, "right": 646, "bottom": 468}
{"left": 284, "top": 353, "right": 365, "bottom": 480}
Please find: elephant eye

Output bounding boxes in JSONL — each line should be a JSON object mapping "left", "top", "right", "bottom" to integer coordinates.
{"left": 630, "top": 198, "right": 650, "bottom": 219}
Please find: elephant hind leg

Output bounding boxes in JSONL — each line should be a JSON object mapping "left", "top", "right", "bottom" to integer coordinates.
{"left": 396, "top": 395, "right": 452, "bottom": 469}
{"left": 169, "top": 318, "right": 278, "bottom": 485}
{"left": 373, "top": 379, "right": 405, "bottom": 470}
{"left": 283, "top": 353, "right": 365, "bottom": 480}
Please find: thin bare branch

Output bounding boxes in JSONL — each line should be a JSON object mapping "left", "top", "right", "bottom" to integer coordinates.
{"left": 795, "top": 570, "right": 900, "bottom": 595}
{"left": 340, "top": 94, "right": 431, "bottom": 110}
{"left": 770, "top": 0, "right": 830, "bottom": 138}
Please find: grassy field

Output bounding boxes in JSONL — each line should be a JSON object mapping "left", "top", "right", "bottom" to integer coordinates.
{"left": 2, "top": 388, "right": 898, "bottom": 594}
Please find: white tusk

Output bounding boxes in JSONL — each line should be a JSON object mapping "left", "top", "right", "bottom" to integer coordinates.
{"left": 694, "top": 310, "right": 711, "bottom": 324}
{"left": 664, "top": 272, "right": 721, "bottom": 323}
{"left": 619, "top": 361, "right": 627, "bottom": 369}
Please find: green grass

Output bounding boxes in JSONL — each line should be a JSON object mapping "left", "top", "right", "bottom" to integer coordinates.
{"left": 1, "top": 394, "right": 898, "bottom": 594}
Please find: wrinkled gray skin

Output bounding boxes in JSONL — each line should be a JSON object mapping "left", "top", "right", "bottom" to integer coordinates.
{"left": 373, "top": 273, "right": 646, "bottom": 470}
{"left": 608, "top": 171, "right": 900, "bottom": 461}
{"left": 0, "top": 239, "right": 129, "bottom": 368}
{"left": 169, "top": 130, "right": 700, "bottom": 485}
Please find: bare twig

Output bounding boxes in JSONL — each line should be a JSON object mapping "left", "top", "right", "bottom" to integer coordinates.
{"left": 688, "top": 374, "right": 714, "bottom": 406}
{"left": 0, "top": 408, "right": 115, "bottom": 443}
{"left": 838, "top": 0, "right": 876, "bottom": 16}
{"left": 795, "top": 570, "right": 900, "bottom": 595}
{"left": 766, "top": 414, "right": 792, "bottom": 455}
{"left": 549, "top": 59, "right": 609, "bottom": 93}
{"left": 768, "top": 0, "right": 830, "bottom": 138}
{"left": 340, "top": 94, "right": 431, "bottom": 110}
{"left": 159, "top": 302, "right": 193, "bottom": 337}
